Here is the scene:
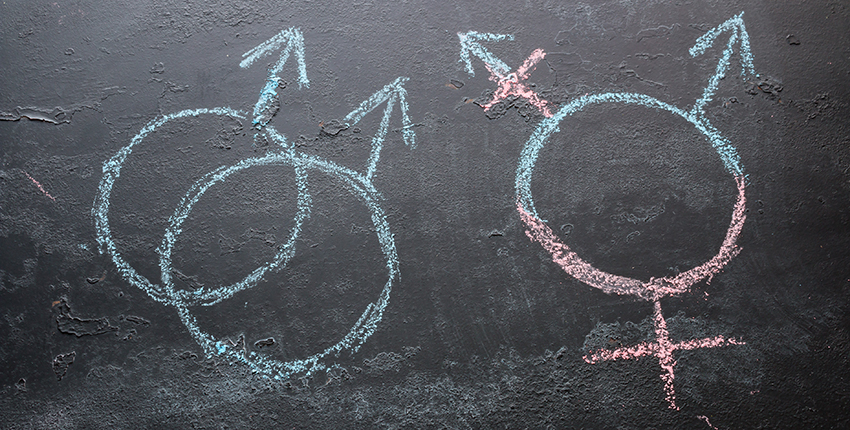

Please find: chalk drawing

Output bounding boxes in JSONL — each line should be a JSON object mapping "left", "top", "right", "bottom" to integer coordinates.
{"left": 458, "top": 31, "right": 514, "bottom": 77}
{"left": 514, "top": 13, "right": 756, "bottom": 409}
{"left": 458, "top": 32, "right": 553, "bottom": 117}
{"left": 23, "top": 170, "right": 56, "bottom": 201}
{"left": 93, "top": 28, "right": 416, "bottom": 380}
{"left": 697, "top": 414, "right": 721, "bottom": 430}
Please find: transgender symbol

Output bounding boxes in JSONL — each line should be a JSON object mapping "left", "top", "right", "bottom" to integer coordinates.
{"left": 514, "top": 13, "right": 755, "bottom": 409}
{"left": 93, "top": 28, "right": 416, "bottom": 380}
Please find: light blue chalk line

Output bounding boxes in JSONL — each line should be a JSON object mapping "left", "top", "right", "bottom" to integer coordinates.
{"left": 517, "top": 13, "right": 755, "bottom": 218}
{"left": 241, "top": 28, "right": 309, "bottom": 126}
{"left": 93, "top": 107, "right": 247, "bottom": 305}
{"left": 168, "top": 149, "right": 399, "bottom": 380}
{"left": 458, "top": 31, "right": 515, "bottom": 77}
{"left": 156, "top": 153, "right": 312, "bottom": 307}
{"left": 689, "top": 12, "right": 755, "bottom": 116}
{"left": 515, "top": 92, "right": 746, "bottom": 219}
{"left": 94, "top": 71, "right": 416, "bottom": 379}
{"left": 342, "top": 77, "right": 416, "bottom": 181}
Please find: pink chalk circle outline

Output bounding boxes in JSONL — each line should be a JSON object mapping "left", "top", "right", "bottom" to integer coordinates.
{"left": 515, "top": 92, "right": 748, "bottom": 409}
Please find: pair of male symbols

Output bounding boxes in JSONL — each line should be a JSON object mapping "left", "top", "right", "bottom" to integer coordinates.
{"left": 463, "top": 13, "right": 755, "bottom": 409}
{"left": 95, "top": 28, "right": 414, "bottom": 379}
{"left": 96, "top": 13, "right": 757, "bottom": 410}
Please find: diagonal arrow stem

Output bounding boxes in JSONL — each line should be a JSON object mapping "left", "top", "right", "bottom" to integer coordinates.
{"left": 341, "top": 77, "right": 415, "bottom": 183}
{"left": 241, "top": 28, "right": 309, "bottom": 127}
{"left": 690, "top": 12, "right": 755, "bottom": 117}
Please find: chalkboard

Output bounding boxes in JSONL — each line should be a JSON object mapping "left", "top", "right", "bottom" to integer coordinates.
{"left": 2, "top": 1, "right": 849, "bottom": 428}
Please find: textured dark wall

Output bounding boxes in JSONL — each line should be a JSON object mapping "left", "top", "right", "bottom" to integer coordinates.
{"left": 1, "top": 1, "right": 849, "bottom": 428}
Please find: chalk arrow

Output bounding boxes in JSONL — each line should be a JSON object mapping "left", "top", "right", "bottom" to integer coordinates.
{"left": 342, "top": 77, "right": 416, "bottom": 181}
{"left": 241, "top": 28, "right": 309, "bottom": 127}
{"left": 458, "top": 31, "right": 515, "bottom": 77}
{"left": 689, "top": 12, "right": 756, "bottom": 115}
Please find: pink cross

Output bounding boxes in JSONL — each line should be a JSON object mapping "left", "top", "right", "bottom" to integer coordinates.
{"left": 583, "top": 300, "right": 744, "bottom": 410}
{"left": 481, "top": 49, "right": 554, "bottom": 118}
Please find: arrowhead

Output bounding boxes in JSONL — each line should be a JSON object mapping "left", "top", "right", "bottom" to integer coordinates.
{"left": 341, "top": 77, "right": 416, "bottom": 180}
{"left": 240, "top": 27, "right": 310, "bottom": 87}
{"left": 343, "top": 77, "right": 415, "bottom": 149}
{"left": 458, "top": 31, "right": 514, "bottom": 77}
{"left": 689, "top": 12, "right": 755, "bottom": 77}
{"left": 689, "top": 12, "right": 757, "bottom": 116}
{"left": 241, "top": 28, "right": 309, "bottom": 127}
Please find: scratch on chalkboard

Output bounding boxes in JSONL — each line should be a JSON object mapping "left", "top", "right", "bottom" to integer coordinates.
{"left": 23, "top": 171, "right": 56, "bottom": 201}
{"left": 52, "top": 351, "right": 76, "bottom": 381}
{"left": 0, "top": 87, "right": 123, "bottom": 124}
{"left": 54, "top": 298, "right": 118, "bottom": 337}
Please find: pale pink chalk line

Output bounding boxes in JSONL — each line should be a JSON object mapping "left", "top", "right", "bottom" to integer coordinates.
{"left": 697, "top": 414, "right": 720, "bottom": 429}
{"left": 518, "top": 175, "right": 746, "bottom": 302}
{"left": 481, "top": 48, "right": 553, "bottom": 118}
{"left": 24, "top": 171, "right": 56, "bottom": 201}
{"left": 518, "top": 175, "right": 747, "bottom": 409}
{"left": 583, "top": 301, "right": 744, "bottom": 410}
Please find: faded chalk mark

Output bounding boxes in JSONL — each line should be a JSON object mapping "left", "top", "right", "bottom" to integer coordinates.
{"left": 697, "top": 415, "right": 721, "bottom": 429}
{"left": 514, "top": 13, "right": 757, "bottom": 409}
{"left": 94, "top": 29, "right": 416, "bottom": 381}
{"left": 23, "top": 171, "right": 56, "bottom": 201}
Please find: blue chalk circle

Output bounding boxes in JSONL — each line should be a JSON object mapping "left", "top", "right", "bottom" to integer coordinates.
{"left": 516, "top": 12, "right": 755, "bottom": 218}
{"left": 93, "top": 28, "right": 416, "bottom": 380}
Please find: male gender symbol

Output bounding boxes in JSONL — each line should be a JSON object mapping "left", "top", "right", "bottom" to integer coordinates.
{"left": 93, "top": 28, "right": 416, "bottom": 380}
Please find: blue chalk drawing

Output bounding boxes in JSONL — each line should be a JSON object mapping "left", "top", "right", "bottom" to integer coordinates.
{"left": 93, "top": 28, "right": 416, "bottom": 380}
{"left": 458, "top": 31, "right": 515, "bottom": 77}
{"left": 510, "top": 13, "right": 759, "bottom": 409}
{"left": 516, "top": 12, "right": 754, "bottom": 218}
{"left": 240, "top": 28, "right": 309, "bottom": 127}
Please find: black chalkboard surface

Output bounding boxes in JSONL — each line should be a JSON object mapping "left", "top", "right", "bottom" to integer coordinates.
{"left": 2, "top": 1, "right": 848, "bottom": 428}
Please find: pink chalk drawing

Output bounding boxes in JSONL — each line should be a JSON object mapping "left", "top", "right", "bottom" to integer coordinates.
{"left": 481, "top": 49, "right": 553, "bottom": 117}
{"left": 697, "top": 415, "right": 721, "bottom": 429}
{"left": 23, "top": 171, "right": 56, "bottom": 201}
{"left": 519, "top": 177, "right": 746, "bottom": 410}
{"left": 513, "top": 12, "right": 759, "bottom": 410}
{"left": 456, "top": 32, "right": 553, "bottom": 117}
{"left": 518, "top": 175, "right": 746, "bottom": 303}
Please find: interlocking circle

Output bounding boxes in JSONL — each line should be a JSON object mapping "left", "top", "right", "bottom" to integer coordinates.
{"left": 94, "top": 108, "right": 398, "bottom": 379}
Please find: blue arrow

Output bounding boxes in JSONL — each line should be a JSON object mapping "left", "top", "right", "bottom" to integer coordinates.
{"left": 343, "top": 77, "right": 416, "bottom": 181}
{"left": 240, "top": 28, "right": 309, "bottom": 127}
{"left": 458, "top": 31, "right": 514, "bottom": 77}
{"left": 690, "top": 12, "right": 756, "bottom": 116}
